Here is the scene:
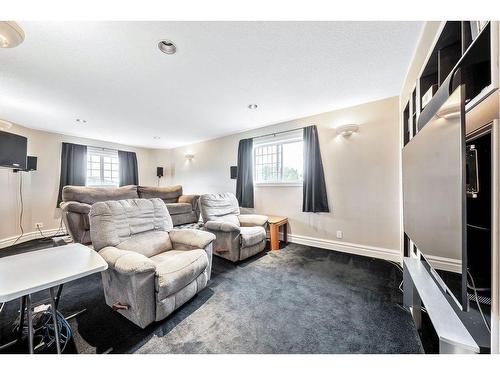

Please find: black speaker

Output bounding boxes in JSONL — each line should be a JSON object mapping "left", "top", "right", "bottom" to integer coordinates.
{"left": 26, "top": 156, "right": 37, "bottom": 171}
{"left": 230, "top": 166, "right": 238, "bottom": 179}
{"left": 157, "top": 167, "right": 164, "bottom": 178}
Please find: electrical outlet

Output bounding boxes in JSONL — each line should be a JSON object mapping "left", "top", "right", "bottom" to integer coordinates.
{"left": 336, "top": 230, "right": 343, "bottom": 239}
{"left": 35, "top": 222, "right": 44, "bottom": 229}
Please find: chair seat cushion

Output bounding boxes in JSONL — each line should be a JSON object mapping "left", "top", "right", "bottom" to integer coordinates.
{"left": 166, "top": 202, "right": 193, "bottom": 215}
{"left": 116, "top": 230, "right": 172, "bottom": 258}
{"left": 240, "top": 226, "right": 266, "bottom": 248}
{"left": 152, "top": 249, "right": 208, "bottom": 300}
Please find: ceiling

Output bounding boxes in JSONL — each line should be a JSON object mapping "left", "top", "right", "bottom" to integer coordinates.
{"left": 0, "top": 21, "right": 423, "bottom": 149}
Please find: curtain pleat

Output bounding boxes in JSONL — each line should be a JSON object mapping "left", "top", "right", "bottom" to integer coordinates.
{"left": 118, "top": 150, "right": 139, "bottom": 186}
{"left": 235, "top": 138, "right": 254, "bottom": 208}
{"left": 57, "top": 142, "right": 87, "bottom": 206}
{"left": 302, "top": 125, "right": 329, "bottom": 212}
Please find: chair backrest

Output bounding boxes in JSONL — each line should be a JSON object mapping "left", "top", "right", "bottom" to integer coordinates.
{"left": 200, "top": 193, "right": 240, "bottom": 225}
{"left": 89, "top": 198, "right": 173, "bottom": 251}
{"left": 138, "top": 185, "right": 182, "bottom": 203}
{"left": 62, "top": 185, "right": 138, "bottom": 205}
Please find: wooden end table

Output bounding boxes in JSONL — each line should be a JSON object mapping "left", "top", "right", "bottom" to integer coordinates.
{"left": 267, "top": 215, "right": 288, "bottom": 250}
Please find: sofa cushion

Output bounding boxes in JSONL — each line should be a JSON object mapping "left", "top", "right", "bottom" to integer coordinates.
{"left": 138, "top": 185, "right": 182, "bottom": 203}
{"left": 89, "top": 198, "right": 173, "bottom": 251}
{"left": 166, "top": 202, "right": 192, "bottom": 215}
{"left": 62, "top": 185, "right": 138, "bottom": 205}
{"left": 200, "top": 193, "right": 240, "bottom": 225}
{"left": 116, "top": 230, "right": 172, "bottom": 258}
{"left": 152, "top": 249, "right": 208, "bottom": 300}
{"left": 240, "top": 226, "right": 266, "bottom": 248}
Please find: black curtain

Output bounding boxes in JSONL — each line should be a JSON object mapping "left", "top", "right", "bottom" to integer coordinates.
{"left": 303, "top": 125, "right": 329, "bottom": 212}
{"left": 118, "top": 150, "right": 139, "bottom": 186}
{"left": 57, "top": 142, "right": 87, "bottom": 206}
{"left": 235, "top": 138, "right": 254, "bottom": 208}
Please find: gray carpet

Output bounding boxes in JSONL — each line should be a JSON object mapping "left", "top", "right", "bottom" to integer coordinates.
{"left": 0, "top": 242, "right": 423, "bottom": 354}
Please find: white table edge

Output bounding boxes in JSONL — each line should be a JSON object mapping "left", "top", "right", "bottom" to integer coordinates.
{"left": 0, "top": 264, "right": 107, "bottom": 303}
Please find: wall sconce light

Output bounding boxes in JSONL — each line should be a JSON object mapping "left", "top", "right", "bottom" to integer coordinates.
{"left": 0, "top": 21, "right": 25, "bottom": 48}
{"left": 335, "top": 124, "right": 359, "bottom": 137}
{"left": 185, "top": 154, "right": 195, "bottom": 161}
{"left": 0, "top": 119, "right": 13, "bottom": 130}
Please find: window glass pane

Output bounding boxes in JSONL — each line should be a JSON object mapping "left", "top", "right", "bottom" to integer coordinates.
{"left": 254, "top": 138, "right": 303, "bottom": 183}
{"left": 282, "top": 141, "right": 303, "bottom": 181}
{"left": 86, "top": 149, "right": 120, "bottom": 186}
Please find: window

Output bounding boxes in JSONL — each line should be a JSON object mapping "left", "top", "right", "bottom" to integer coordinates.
{"left": 254, "top": 131, "right": 303, "bottom": 185}
{"left": 86, "top": 147, "right": 120, "bottom": 187}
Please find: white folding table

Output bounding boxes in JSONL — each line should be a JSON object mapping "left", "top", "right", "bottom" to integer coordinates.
{"left": 0, "top": 243, "right": 107, "bottom": 354}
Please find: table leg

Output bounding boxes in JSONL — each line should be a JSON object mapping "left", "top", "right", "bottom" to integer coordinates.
{"left": 49, "top": 288, "right": 62, "bottom": 354}
{"left": 270, "top": 224, "right": 279, "bottom": 250}
{"left": 26, "top": 294, "right": 34, "bottom": 354}
{"left": 55, "top": 284, "right": 63, "bottom": 310}
{"left": 283, "top": 222, "right": 288, "bottom": 245}
{"left": 18, "top": 296, "right": 26, "bottom": 339}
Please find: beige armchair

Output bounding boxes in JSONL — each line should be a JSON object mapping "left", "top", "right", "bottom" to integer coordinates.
{"left": 200, "top": 193, "right": 268, "bottom": 262}
{"left": 90, "top": 198, "right": 215, "bottom": 328}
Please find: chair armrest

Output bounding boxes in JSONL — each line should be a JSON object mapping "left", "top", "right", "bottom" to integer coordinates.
{"left": 178, "top": 194, "right": 200, "bottom": 209}
{"left": 169, "top": 229, "right": 215, "bottom": 249}
{"left": 238, "top": 214, "right": 268, "bottom": 227}
{"left": 60, "top": 201, "right": 91, "bottom": 214}
{"left": 204, "top": 221, "right": 241, "bottom": 233}
{"left": 99, "top": 246, "right": 156, "bottom": 275}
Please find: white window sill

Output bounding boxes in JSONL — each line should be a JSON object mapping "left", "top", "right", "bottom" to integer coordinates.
{"left": 255, "top": 182, "right": 303, "bottom": 187}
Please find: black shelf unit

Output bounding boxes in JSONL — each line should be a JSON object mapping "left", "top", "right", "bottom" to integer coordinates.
{"left": 419, "top": 22, "right": 493, "bottom": 113}
{"left": 452, "top": 22, "right": 492, "bottom": 107}
{"left": 403, "top": 102, "right": 410, "bottom": 146}
{"left": 419, "top": 22, "right": 462, "bottom": 111}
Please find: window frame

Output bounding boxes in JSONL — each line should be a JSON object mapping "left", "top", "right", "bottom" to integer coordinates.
{"left": 253, "top": 133, "right": 304, "bottom": 187}
{"left": 86, "top": 147, "right": 120, "bottom": 187}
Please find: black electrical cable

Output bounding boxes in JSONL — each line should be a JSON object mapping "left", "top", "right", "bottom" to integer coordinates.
{"left": 467, "top": 270, "right": 491, "bottom": 333}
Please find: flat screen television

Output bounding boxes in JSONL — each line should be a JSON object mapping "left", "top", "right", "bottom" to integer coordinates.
{"left": 0, "top": 130, "right": 27, "bottom": 170}
{"left": 402, "top": 85, "right": 468, "bottom": 310}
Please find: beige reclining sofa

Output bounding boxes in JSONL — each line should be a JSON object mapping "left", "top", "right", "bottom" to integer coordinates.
{"left": 60, "top": 185, "right": 200, "bottom": 244}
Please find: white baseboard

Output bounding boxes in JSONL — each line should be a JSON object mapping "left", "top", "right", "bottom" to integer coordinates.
{"left": 0, "top": 228, "right": 67, "bottom": 249}
{"left": 424, "top": 254, "right": 462, "bottom": 273}
{"left": 288, "top": 234, "right": 401, "bottom": 263}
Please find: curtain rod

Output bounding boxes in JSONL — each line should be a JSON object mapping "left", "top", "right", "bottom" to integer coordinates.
{"left": 251, "top": 125, "right": 309, "bottom": 140}
{"left": 88, "top": 145, "right": 117, "bottom": 152}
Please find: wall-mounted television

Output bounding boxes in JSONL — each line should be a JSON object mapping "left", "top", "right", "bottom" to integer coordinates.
{"left": 0, "top": 130, "right": 27, "bottom": 170}
{"left": 403, "top": 85, "right": 468, "bottom": 310}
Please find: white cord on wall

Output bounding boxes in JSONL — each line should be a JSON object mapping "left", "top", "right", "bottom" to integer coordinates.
{"left": 10, "top": 172, "right": 24, "bottom": 247}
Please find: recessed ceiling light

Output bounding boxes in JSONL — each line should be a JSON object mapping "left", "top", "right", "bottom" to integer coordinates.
{"left": 153, "top": 136, "right": 161, "bottom": 140}
{"left": 158, "top": 40, "right": 176, "bottom": 55}
{"left": 0, "top": 21, "right": 25, "bottom": 48}
{"left": 75, "top": 118, "right": 87, "bottom": 124}
{"left": 248, "top": 104, "right": 258, "bottom": 109}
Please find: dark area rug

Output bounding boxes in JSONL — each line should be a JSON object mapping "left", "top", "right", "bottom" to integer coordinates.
{"left": 0, "top": 242, "right": 423, "bottom": 354}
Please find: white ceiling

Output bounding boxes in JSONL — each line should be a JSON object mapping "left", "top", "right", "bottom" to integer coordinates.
{"left": 0, "top": 21, "right": 423, "bottom": 149}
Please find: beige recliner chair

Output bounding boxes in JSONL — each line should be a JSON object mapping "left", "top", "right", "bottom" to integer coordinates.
{"left": 200, "top": 193, "right": 268, "bottom": 262}
{"left": 90, "top": 198, "right": 215, "bottom": 328}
